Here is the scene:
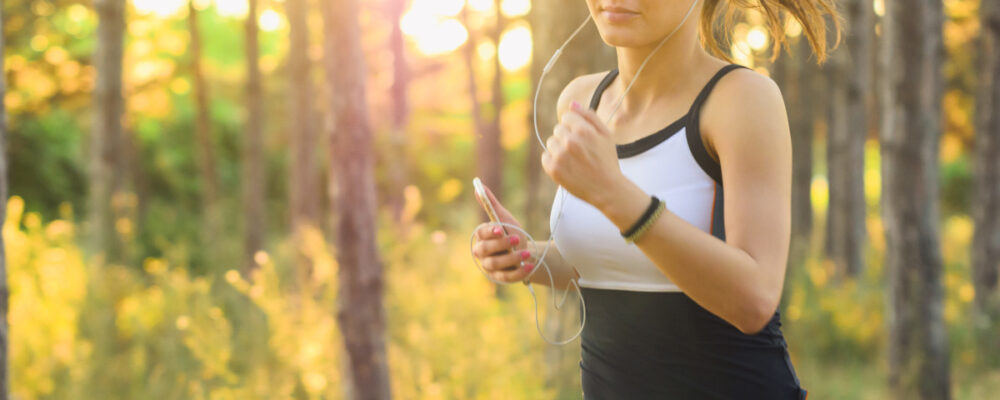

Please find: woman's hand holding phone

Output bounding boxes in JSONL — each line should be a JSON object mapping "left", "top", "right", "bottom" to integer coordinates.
{"left": 471, "top": 182, "right": 536, "bottom": 284}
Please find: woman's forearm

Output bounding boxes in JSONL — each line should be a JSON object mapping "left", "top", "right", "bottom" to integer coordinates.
{"left": 593, "top": 179, "right": 783, "bottom": 334}
{"left": 526, "top": 240, "right": 580, "bottom": 288}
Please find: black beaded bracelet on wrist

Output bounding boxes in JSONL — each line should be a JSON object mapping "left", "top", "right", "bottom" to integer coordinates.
{"left": 621, "top": 195, "right": 662, "bottom": 241}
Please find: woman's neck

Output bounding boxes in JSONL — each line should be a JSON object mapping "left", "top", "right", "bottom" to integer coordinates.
{"left": 610, "top": 25, "right": 713, "bottom": 119}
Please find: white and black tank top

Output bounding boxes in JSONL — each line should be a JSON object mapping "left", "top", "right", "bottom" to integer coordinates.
{"left": 550, "top": 64, "right": 739, "bottom": 292}
{"left": 555, "top": 64, "right": 807, "bottom": 400}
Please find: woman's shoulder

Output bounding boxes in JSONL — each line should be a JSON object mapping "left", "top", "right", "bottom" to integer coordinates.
{"left": 555, "top": 71, "right": 614, "bottom": 120}
{"left": 702, "top": 64, "right": 789, "bottom": 162}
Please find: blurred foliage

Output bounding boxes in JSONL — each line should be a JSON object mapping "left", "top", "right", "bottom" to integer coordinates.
{"left": 3, "top": 0, "right": 999, "bottom": 398}
{"left": 6, "top": 195, "right": 564, "bottom": 399}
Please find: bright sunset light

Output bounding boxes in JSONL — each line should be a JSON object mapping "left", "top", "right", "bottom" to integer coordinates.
{"left": 747, "top": 27, "right": 769, "bottom": 51}
{"left": 498, "top": 25, "right": 532, "bottom": 71}
{"left": 259, "top": 9, "right": 285, "bottom": 32}
{"left": 216, "top": 0, "right": 249, "bottom": 18}
{"left": 132, "top": 0, "right": 186, "bottom": 16}
{"left": 501, "top": 0, "right": 531, "bottom": 17}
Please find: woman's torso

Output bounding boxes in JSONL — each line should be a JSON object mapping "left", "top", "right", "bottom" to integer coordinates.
{"left": 549, "top": 64, "right": 808, "bottom": 399}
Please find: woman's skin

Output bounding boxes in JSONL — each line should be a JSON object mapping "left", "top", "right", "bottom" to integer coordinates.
{"left": 472, "top": 0, "right": 792, "bottom": 335}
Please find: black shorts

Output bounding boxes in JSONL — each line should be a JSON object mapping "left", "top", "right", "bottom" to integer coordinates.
{"left": 579, "top": 287, "right": 808, "bottom": 399}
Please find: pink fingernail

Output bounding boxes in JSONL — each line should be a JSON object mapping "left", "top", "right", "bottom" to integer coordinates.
{"left": 524, "top": 263, "right": 535, "bottom": 272}
{"left": 520, "top": 250, "right": 530, "bottom": 259}
{"left": 493, "top": 226, "right": 502, "bottom": 235}
{"left": 509, "top": 235, "right": 520, "bottom": 245}
{"left": 571, "top": 101, "right": 580, "bottom": 111}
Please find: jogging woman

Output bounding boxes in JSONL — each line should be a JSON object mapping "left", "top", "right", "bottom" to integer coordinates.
{"left": 471, "top": 0, "right": 839, "bottom": 398}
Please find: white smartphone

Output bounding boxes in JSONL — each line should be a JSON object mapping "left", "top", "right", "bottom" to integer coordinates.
{"left": 473, "top": 177, "right": 502, "bottom": 227}
{"left": 473, "top": 177, "right": 518, "bottom": 270}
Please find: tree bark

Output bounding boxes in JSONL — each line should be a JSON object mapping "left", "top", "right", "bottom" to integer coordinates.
{"left": 0, "top": 4, "right": 10, "bottom": 396}
{"left": 285, "top": 0, "right": 320, "bottom": 274}
{"left": 188, "top": 0, "right": 222, "bottom": 260}
{"left": 973, "top": 0, "right": 1000, "bottom": 321}
{"left": 322, "top": 0, "right": 393, "bottom": 398}
{"left": 90, "top": 0, "right": 126, "bottom": 262}
{"left": 385, "top": 0, "right": 409, "bottom": 222}
{"left": 243, "top": 0, "right": 266, "bottom": 271}
{"left": 972, "top": 0, "right": 1000, "bottom": 364}
{"left": 771, "top": 38, "right": 811, "bottom": 303}
{"left": 773, "top": 37, "right": 817, "bottom": 274}
{"left": 880, "top": 0, "right": 951, "bottom": 398}
{"left": 825, "top": 0, "right": 872, "bottom": 277}
{"left": 526, "top": 2, "right": 614, "bottom": 396}
{"left": 525, "top": 0, "right": 615, "bottom": 235}
{"left": 460, "top": 4, "right": 488, "bottom": 183}
{"left": 483, "top": 0, "right": 505, "bottom": 202}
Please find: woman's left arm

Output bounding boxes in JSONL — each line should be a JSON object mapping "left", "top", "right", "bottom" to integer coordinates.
{"left": 545, "top": 71, "right": 792, "bottom": 335}
{"left": 604, "top": 74, "right": 791, "bottom": 334}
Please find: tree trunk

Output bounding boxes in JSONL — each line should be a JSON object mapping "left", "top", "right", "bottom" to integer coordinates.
{"left": 880, "top": 0, "right": 951, "bottom": 398}
{"left": 525, "top": 0, "right": 615, "bottom": 235}
{"left": 188, "top": 0, "right": 221, "bottom": 262}
{"left": 825, "top": 0, "right": 871, "bottom": 278}
{"left": 243, "top": 0, "right": 266, "bottom": 271}
{"left": 90, "top": 0, "right": 126, "bottom": 262}
{"left": 773, "top": 37, "right": 816, "bottom": 274}
{"left": 286, "top": 0, "right": 320, "bottom": 275}
{"left": 771, "top": 38, "right": 809, "bottom": 302}
{"left": 972, "top": 0, "right": 1000, "bottom": 363}
{"left": 385, "top": 0, "right": 409, "bottom": 221}
{"left": 0, "top": 4, "right": 10, "bottom": 396}
{"left": 526, "top": 2, "right": 614, "bottom": 396}
{"left": 483, "top": 0, "right": 504, "bottom": 201}
{"left": 322, "top": 0, "right": 393, "bottom": 398}
{"left": 460, "top": 4, "right": 488, "bottom": 184}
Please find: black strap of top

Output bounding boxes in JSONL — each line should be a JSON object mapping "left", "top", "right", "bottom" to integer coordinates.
{"left": 686, "top": 64, "right": 748, "bottom": 185}
{"left": 589, "top": 68, "right": 619, "bottom": 111}
{"left": 585, "top": 64, "right": 748, "bottom": 184}
{"left": 688, "top": 64, "right": 747, "bottom": 115}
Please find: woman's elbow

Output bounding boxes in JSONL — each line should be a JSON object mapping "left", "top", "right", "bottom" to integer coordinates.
{"left": 734, "top": 294, "right": 779, "bottom": 335}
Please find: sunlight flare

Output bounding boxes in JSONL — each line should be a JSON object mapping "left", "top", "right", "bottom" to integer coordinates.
{"left": 498, "top": 25, "right": 532, "bottom": 71}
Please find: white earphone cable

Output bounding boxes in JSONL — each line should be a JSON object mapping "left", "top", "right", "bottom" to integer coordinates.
{"left": 472, "top": 0, "right": 701, "bottom": 345}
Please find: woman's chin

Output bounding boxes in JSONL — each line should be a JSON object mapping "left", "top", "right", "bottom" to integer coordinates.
{"left": 597, "top": 31, "right": 651, "bottom": 49}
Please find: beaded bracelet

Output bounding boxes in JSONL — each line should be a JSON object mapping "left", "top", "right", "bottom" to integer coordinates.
{"left": 622, "top": 195, "right": 666, "bottom": 244}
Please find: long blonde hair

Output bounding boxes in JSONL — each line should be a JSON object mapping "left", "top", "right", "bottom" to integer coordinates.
{"left": 699, "top": 0, "right": 843, "bottom": 63}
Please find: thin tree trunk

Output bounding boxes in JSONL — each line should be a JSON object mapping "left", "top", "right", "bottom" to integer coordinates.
{"left": 973, "top": 0, "right": 1000, "bottom": 317}
{"left": 243, "top": 0, "right": 266, "bottom": 271}
{"left": 461, "top": 4, "right": 487, "bottom": 171}
{"left": 972, "top": 0, "right": 1000, "bottom": 363}
{"left": 189, "top": 0, "right": 221, "bottom": 262}
{"left": 322, "top": 0, "right": 393, "bottom": 397}
{"left": 484, "top": 0, "right": 504, "bottom": 201}
{"left": 880, "top": 0, "right": 951, "bottom": 398}
{"left": 461, "top": 4, "right": 510, "bottom": 298}
{"left": 385, "top": 0, "right": 409, "bottom": 221}
{"left": 525, "top": 0, "right": 615, "bottom": 235}
{"left": 772, "top": 38, "right": 807, "bottom": 303}
{"left": 526, "top": 2, "right": 613, "bottom": 396}
{"left": 0, "top": 4, "right": 10, "bottom": 396}
{"left": 286, "top": 0, "right": 320, "bottom": 275}
{"left": 90, "top": 0, "right": 126, "bottom": 262}
{"left": 774, "top": 37, "right": 815, "bottom": 273}
{"left": 825, "top": 0, "right": 871, "bottom": 278}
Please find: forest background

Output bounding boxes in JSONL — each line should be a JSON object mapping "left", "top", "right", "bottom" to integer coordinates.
{"left": 1, "top": 0, "right": 999, "bottom": 399}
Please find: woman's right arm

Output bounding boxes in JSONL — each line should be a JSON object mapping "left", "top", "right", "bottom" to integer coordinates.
{"left": 526, "top": 240, "right": 580, "bottom": 288}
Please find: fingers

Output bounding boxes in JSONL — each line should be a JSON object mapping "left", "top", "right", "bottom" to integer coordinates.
{"left": 490, "top": 262, "right": 534, "bottom": 283}
{"left": 568, "top": 100, "right": 607, "bottom": 134}
{"left": 475, "top": 222, "right": 503, "bottom": 241}
{"left": 559, "top": 110, "right": 598, "bottom": 141}
{"left": 482, "top": 247, "right": 531, "bottom": 272}
{"left": 473, "top": 233, "right": 526, "bottom": 259}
